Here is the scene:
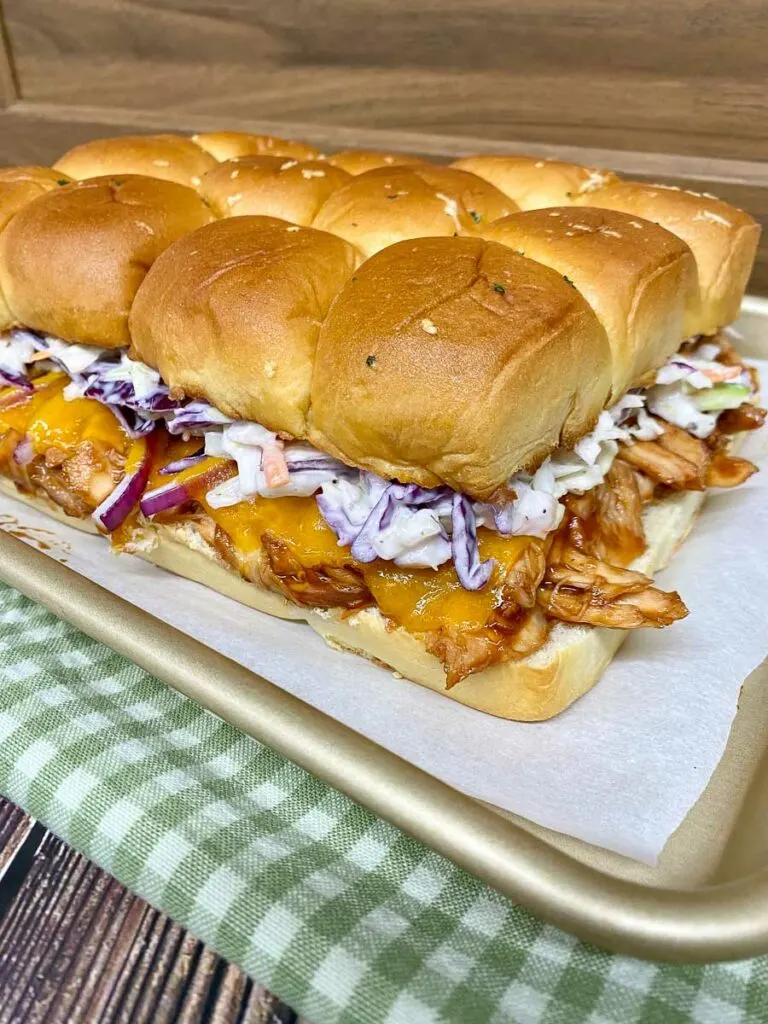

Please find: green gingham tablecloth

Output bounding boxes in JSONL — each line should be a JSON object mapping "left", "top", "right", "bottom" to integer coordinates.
{"left": 1, "top": 581, "right": 767, "bottom": 1024}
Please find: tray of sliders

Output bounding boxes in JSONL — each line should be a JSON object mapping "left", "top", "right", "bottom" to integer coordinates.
{"left": 0, "top": 133, "right": 767, "bottom": 962}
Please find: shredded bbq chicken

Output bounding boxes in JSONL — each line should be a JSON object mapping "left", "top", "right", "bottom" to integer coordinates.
{"left": 618, "top": 437, "right": 706, "bottom": 491}
{"left": 618, "top": 417, "right": 759, "bottom": 492}
{"left": 426, "top": 609, "right": 551, "bottom": 689}
{"left": 561, "top": 461, "right": 645, "bottom": 567}
{"left": 496, "top": 541, "right": 547, "bottom": 618}
{"left": 259, "top": 531, "right": 372, "bottom": 610}
{"left": 427, "top": 543, "right": 550, "bottom": 687}
{"left": 539, "top": 548, "right": 687, "bottom": 629}
{"left": 2, "top": 434, "right": 124, "bottom": 517}
{"left": 717, "top": 404, "right": 767, "bottom": 434}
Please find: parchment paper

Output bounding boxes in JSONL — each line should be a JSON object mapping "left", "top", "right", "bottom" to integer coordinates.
{"left": 2, "top": 368, "right": 766, "bottom": 864}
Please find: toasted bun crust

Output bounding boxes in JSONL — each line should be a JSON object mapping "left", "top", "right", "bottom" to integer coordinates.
{"left": 199, "top": 156, "right": 351, "bottom": 225}
{"left": 311, "top": 165, "right": 518, "bottom": 259}
{"left": 451, "top": 155, "right": 618, "bottom": 210}
{"left": 0, "top": 175, "right": 213, "bottom": 347}
{"left": 309, "top": 236, "right": 612, "bottom": 498}
{"left": 325, "top": 150, "right": 430, "bottom": 175}
{"left": 191, "top": 132, "right": 321, "bottom": 162}
{"left": 575, "top": 181, "right": 760, "bottom": 337}
{"left": 0, "top": 169, "right": 72, "bottom": 329}
{"left": 53, "top": 134, "right": 217, "bottom": 188}
{"left": 483, "top": 207, "right": 699, "bottom": 397}
{"left": 129, "top": 216, "right": 360, "bottom": 437}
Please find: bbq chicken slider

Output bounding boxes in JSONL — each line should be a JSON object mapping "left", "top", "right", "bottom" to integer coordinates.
{"left": 0, "top": 175, "right": 213, "bottom": 528}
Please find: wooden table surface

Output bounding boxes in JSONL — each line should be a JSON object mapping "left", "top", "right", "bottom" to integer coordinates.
{"left": 0, "top": 798, "right": 303, "bottom": 1024}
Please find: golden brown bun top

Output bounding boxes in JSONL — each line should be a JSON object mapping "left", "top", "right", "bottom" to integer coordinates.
{"left": 53, "top": 134, "right": 217, "bottom": 188}
{"left": 575, "top": 180, "right": 760, "bottom": 336}
{"left": 311, "top": 165, "right": 518, "bottom": 259}
{"left": 0, "top": 169, "right": 73, "bottom": 329}
{"left": 0, "top": 169, "right": 70, "bottom": 232}
{"left": 0, "top": 166, "right": 70, "bottom": 187}
{"left": 325, "top": 150, "right": 430, "bottom": 175}
{"left": 451, "top": 155, "right": 618, "bottom": 210}
{"left": 483, "top": 207, "right": 699, "bottom": 397}
{"left": 129, "top": 216, "right": 360, "bottom": 438}
{"left": 0, "top": 175, "right": 213, "bottom": 347}
{"left": 309, "top": 236, "right": 612, "bottom": 499}
{"left": 198, "top": 156, "right": 351, "bottom": 225}
{"left": 191, "top": 131, "right": 321, "bottom": 162}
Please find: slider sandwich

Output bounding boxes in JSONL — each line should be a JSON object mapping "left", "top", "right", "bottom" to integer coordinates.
{"left": 0, "top": 174, "right": 212, "bottom": 524}
{"left": 0, "top": 151, "right": 763, "bottom": 722}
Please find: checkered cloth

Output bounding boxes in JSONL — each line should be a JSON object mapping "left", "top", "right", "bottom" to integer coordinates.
{"left": 1, "top": 581, "right": 766, "bottom": 1023}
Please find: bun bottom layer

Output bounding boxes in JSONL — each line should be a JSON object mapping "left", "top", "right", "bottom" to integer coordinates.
{"left": 0, "top": 475, "right": 705, "bottom": 721}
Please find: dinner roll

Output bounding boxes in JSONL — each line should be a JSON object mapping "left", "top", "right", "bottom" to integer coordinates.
{"left": 325, "top": 150, "right": 430, "bottom": 175}
{"left": 0, "top": 169, "right": 72, "bottom": 329}
{"left": 310, "top": 236, "right": 612, "bottom": 498}
{"left": 483, "top": 207, "right": 699, "bottom": 397}
{"left": 312, "top": 165, "right": 518, "bottom": 259}
{"left": 199, "top": 156, "right": 351, "bottom": 225}
{"left": 0, "top": 175, "right": 213, "bottom": 347}
{"left": 129, "top": 216, "right": 360, "bottom": 438}
{"left": 191, "top": 132, "right": 321, "bottom": 162}
{"left": 53, "top": 134, "right": 217, "bottom": 188}
{"left": 574, "top": 180, "right": 760, "bottom": 337}
{"left": 451, "top": 155, "right": 618, "bottom": 210}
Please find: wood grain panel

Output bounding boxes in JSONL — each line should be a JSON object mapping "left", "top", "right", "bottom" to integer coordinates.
{"left": 3, "top": 0, "right": 768, "bottom": 160}
{"left": 0, "top": 799, "right": 298, "bottom": 1024}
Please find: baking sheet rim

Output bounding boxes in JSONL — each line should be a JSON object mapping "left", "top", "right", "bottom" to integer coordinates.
{"left": 2, "top": 530, "right": 768, "bottom": 963}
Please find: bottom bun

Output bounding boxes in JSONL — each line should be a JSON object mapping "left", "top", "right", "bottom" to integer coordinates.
{"left": 0, "top": 473, "right": 705, "bottom": 721}
{"left": 142, "top": 488, "right": 706, "bottom": 720}
{"left": 0, "top": 477, "right": 101, "bottom": 534}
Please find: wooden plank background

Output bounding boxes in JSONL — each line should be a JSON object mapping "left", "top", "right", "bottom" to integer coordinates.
{"left": 0, "top": 798, "right": 301, "bottom": 1024}
{"left": 0, "top": 0, "right": 764, "bottom": 290}
{"left": 3, "top": 0, "right": 767, "bottom": 160}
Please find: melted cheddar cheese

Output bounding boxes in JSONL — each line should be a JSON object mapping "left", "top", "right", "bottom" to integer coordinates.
{"left": 364, "top": 531, "right": 534, "bottom": 633}
{"left": 189, "top": 482, "right": 538, "bottom": 634}
{"left": 0, "top": 374, "right": 129, "bottom": 457}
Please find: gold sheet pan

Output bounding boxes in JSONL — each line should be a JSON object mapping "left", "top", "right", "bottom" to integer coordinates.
{"left": 1, "top": 297, "right": 767, "bottom": 964}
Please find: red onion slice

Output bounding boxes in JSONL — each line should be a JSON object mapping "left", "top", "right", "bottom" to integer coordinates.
{"left": 12, "top": 437, "right": 34, "bottom": 466}
{"left": 91, "top": 448, "right": 152, "bottom": 532}
{"left": 140, "top": 480, "right": 190, "bottom": 517}
{"left": 159, "top": 452, "right": 205, "bottom": 475}
{"left": 0, "top": 368, "right": 33, "bottom": 392}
